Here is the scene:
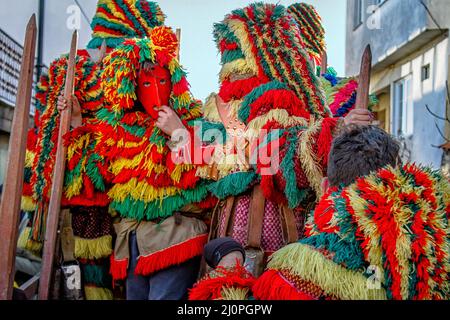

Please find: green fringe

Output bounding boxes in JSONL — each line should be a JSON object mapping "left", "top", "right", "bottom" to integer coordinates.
{"left": 239, "top": 81, "right": 288, "bottom": 123}
{"left": 207, "top": 172, "right": 258, "bottom": 199}
{"left": 81, "top": 263, "right": 112, "bottom": 288}
{"left": 111, "top": 182, "right": 210, "bottom": 221}
{"left": 281, "top": 127, "right": 309, "bottom": 208}
{"left": 195, "top": 119, "right": 227, "bottom": 144}
{"left": 300, "top": 233, "right": 366, "bottom": 272}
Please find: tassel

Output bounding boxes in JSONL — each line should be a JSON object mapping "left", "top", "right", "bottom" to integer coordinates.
{"left": 134, "top": 234, "right": 207, "bottom": 276}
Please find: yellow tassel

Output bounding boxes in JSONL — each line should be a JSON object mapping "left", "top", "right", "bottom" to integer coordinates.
{"left": 219, "top": 59, "right": 256, "bottom": 82}
{"left": 17, "top": 227, "right": 32, "bottom": 250}
{"left": 267, "top": 243, "right": 387, "bottom": 300}
{"left": 25, "top": 239, "right": 43, "bottom": 255}
{"left": 74, "top": 235, "right": 113, "bottom": 260}
{"left": 246, "top": 109, "right": 309, "bottom": 138}
{"left": 220, "top": 287, "right": 250, "bottom": 300}
{"left": 297, "top": 118, "right": 324, "bottom": 197}
{"left": 226, "top": 20, "right": 259, "bottom": 77}
{"left": 108, "top": 178, "right": 181, "bottom": 203}
{"left": 25, "top": 150, "right": 35, "bottom": 168}
{"left": 21, "top": 196, "right": 36, "bottom": 212}
{"left": 84, "top": 286, "right": 114, "bottom": 300}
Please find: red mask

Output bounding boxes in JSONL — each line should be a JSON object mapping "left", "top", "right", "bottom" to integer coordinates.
{"left": 136, "top": 64, "right": 172, "bottom": 119}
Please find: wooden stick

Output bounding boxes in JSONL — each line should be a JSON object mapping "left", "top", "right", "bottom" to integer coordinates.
{"left": 38, "top": 31, "right": 78, "bottom": 300}
{"left": 355, "top": 45, "right": 372, "bottom": 110}
{"left": 0, "top": 15, "right": 37, "bottom": 301}
{"left": 320, "top": 51, "right": 328, "bottom": 74}
{"left": 176, "top": 28, "right": 181, "bottom": 61}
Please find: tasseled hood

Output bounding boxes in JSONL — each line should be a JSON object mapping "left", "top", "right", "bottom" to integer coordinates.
{"left": 87, "top": 0, "right": 165, "bottom": 50}
{"left": 213, "top": 2, "right": 327, "bottom": 118}
{"left": 256, "top": 164, "right": 450, "bottom": 300}
{"left": 287, "top": 3, "right": 326, "bottom": 66}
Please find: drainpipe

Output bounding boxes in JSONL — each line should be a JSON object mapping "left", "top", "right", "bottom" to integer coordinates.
{"left": 37, "top": 0, "right": 45, "bottom": 79}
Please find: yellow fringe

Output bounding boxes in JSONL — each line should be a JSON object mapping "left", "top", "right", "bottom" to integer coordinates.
{"left": 220, "top": 287, "right": 250, "bottom": 300}
{"left": 110, "top": 149, "right": 166, "bottom": 175}
{"left": 74, "top": 235, "right": 113, "bottom": 260}
{"left": 297, "top": 118, "right": 324, "bottom": 197}
{"left": 226, "top": 19, "right": 259, "bottom": 75}
{"left": 25, "top": 150, "right": 35, "bottom": 168}
{"left": 17, "top": 227, "right": 32, "bottom": 250}
{"left": 219, "top": 59, "right": 256, "bottom": 82}
{"left": 84, "top": 286, "right": 114, "bottom": 300}
{"left": 21, "top": 196, "right": 36, "bottom": 212}
{"left": 203, "top": 93, "right": 222, "bottom": 122}
{"left": 25, "top": 239, "right": 43, "bottom": 255}
{"left": 245, "top": 109, "right": 309, "bottom": 138}
{"left": 67, "top": 133, "right": 91, "bottom": 161}
{"left": 267, "top": 243, "right": 387, "bottom": 300}
{"left": 108, "top": 178, "right": 180, "bottom": 203}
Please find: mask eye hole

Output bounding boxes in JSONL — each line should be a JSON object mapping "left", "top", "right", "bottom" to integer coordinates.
{"left": 160, "top": 79, "right": 167, "bottom": 85}
{"left": 143, "top": 82, "right": 151, "bottom": 87}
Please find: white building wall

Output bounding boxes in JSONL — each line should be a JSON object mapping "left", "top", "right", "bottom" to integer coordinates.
{"left": 407, "top": 38, "right": 449, "bottom": 168}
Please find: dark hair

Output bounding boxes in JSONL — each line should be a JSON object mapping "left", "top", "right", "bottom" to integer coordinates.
{"left": 327, "top": 125, "right": 400, "bottom": 187}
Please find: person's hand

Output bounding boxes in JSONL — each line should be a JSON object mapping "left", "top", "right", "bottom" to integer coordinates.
{"left": 57, "top": 94, "right": 82, "bottom": 128}
{"left": 155, "top": 105, "right": 187, "bottom": 137}
{"left": 343, "top": 108, "right": 373, "bottom": 126}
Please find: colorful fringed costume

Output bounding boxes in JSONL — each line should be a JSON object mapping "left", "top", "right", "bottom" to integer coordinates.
{"left": 190, "top": 3, "right": 346, "bottom": 300}
{"left": 91, "top": 28, "right": 212, "bottom": 286}
{"left": 320, "top": 68, "right": 379, "bottom": 118}
{"left": 21, "top": 0, "right": 167, "bottom": 300}
{"left": 253, "top": 164, "right": 450, "bottom": 300}
{"left": 197, "top": 2, "right": 340, "bottom": 257}
{"left": 287, "top": 3, "right": 326, "bottom": 67}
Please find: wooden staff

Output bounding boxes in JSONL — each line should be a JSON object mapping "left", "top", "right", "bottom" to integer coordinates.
{"left": 320, "top": 51, "right": 328, "bottom": 75}
{"left": 38, "top": 31, "right": 78, "bottom": 300}
{"left": 176, "top": 28, "right": 181, "bottom": 61}
{"left": 0, "top": 15, "right": 37, "bottom": 300}
{"left": 355, "top": 45, "right": 372, "bottom": 110}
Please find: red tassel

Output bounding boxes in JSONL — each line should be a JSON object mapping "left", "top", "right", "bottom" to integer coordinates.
{"left": 189, "top": 263, "right": 255, "bottom": 300}
{"left": 252, "top": 270, "right": 315, "bottom": 300}
{"left": 134, "top": 234, "right": 207, "bottom": 277}
{"left": 110, "top": 254, "right": 129, "bottom": 281}
{"left": 317, "top": 117, "right": 338, "bottom": 168}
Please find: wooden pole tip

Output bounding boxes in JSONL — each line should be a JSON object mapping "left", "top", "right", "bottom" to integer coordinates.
{"left": 27, "top": 14, "right": 37, "bottom": 29}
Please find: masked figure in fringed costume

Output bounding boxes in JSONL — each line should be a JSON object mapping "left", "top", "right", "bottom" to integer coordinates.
{"left": 93, "top": 26, "right": 216, "bottom": 300}
{"left": 253, "top": 125, "right": 450, "bottom": 300}
{"left": 20, "top": 0, "right": 166, "bottom": 300}
{"left": 188, "top": 3, "right": 372, "bottom": 300}
{"left": 287, "top": 2, "right": 378, "bottom": 119}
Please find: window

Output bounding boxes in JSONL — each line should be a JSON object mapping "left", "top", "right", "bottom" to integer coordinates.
{"left": 421, "top": 64, "right": 430, "bottom": 81}
{"left": 354, "top": 0, "right": 364, "bottom": 29}
{"left": 392, "top": 76, "right": 413, "bottom": 137}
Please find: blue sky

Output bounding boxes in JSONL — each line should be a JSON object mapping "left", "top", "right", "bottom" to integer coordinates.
{"left": 158, "top": 0, "right": 347, "bottom": 101}
{"left": 0, "top": 0, "right": 347, "bottom": 102}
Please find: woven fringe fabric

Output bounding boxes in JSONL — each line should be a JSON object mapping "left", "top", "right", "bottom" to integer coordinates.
{"left": 256, "top": 164, "right": 450, "bottom": 300}
{"left": 95, "top": 27, "right": 209, "bottom": 221}
{"left": 189, "top": 263, "right": 256, "bottom": 300}
{"left": 87, "top": 0, "right": 165, "bottom": 49}
{"left": 287, "top": 3, "right": 326, "bottom": 66}
{"left": 214, "top": 3, "right": 329, "bottom": 119}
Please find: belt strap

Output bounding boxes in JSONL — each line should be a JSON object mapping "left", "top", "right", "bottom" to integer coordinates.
{"left": 219, "top": 197, "right": 236, "bottom": 238}
{"left": 60, "top": 209, "right": 75, "bottom": 263}
{"left": 247, "top": 185, "right": 266, "bottom": 249}
{"left": 280, "top": 205, "right": 299, "bottom": 244}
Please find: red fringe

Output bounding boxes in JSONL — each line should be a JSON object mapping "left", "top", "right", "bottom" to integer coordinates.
{"left": 218, "top": 76, "right": 267, "bottom": 102}
{"left": 317, "top": 117, "right": 338, "bottom": 168}
{"left": 134, "top": 234, "right": 208, "bottom": 277}
{"left": 110, "top": 254, "right": 129, "bottom": 281}
{"left": 252, "top": 270, "right": 315, "bottom": 300}
{"left": 189, "top": 263, "right": 256, "bottom": 300}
